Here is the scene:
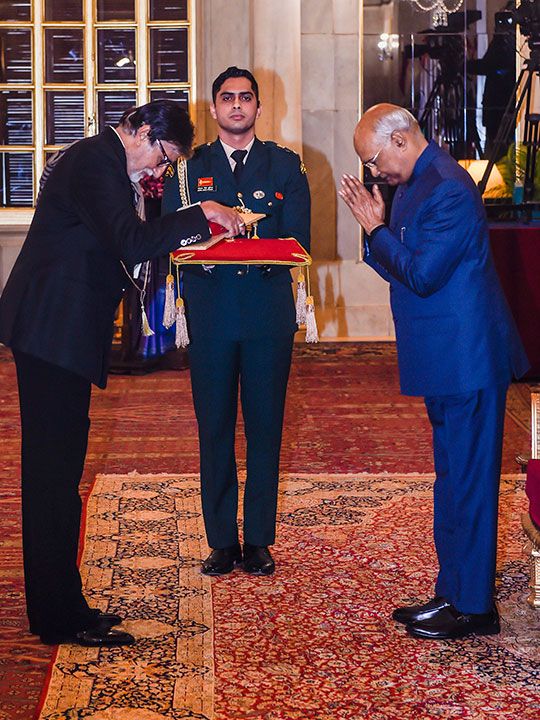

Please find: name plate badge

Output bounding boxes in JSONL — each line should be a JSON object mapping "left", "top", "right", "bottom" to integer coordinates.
{"left": 197, "top": 177, "right": 215, "bottom": 192}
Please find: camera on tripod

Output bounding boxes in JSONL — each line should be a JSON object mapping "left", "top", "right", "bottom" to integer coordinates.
{"left": 511, "top": 0, "right": 540, "bottom": 40}
{"left": 478, "top": 0, "right": 540, "bottom": 218}
{"left": 504, "top": 0, "right": 540, "bottom": 61}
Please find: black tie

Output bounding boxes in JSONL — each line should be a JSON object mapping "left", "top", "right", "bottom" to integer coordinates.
{"left": 231, "top": 149, "right": 247, "bottom": 183}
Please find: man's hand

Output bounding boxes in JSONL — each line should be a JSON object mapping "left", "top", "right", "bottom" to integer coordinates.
{"left": 201, "top": 201, "right": 245, "bottom": 236}
{"left": 339, "top": 174, "right": 385, "bottom": 234}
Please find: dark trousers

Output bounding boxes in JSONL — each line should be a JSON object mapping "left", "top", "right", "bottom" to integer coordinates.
{"left": 13, "top": 350, "right": 94, "bottom": 636}
{"left": 188, "top": 334, "right": 294, "bottom": 549}
{"left": 425, "top": 383, "right": 508, "bottom": 614}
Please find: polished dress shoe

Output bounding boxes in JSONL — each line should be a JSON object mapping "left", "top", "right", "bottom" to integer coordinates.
{"left": 90, "top": 608, "right": 122, "bottom": 627}
{"left": 41, "top": 627, "right": 135, "bottom": 647}
{"left": 30, "top": 609, "right": 123, "bottom": 636}
{"left": 201, "top": 545, "right": 242, "bottom": 575}
{"left": 406, "top": 604, "right": 500, "bottom": 640}
{"left": 242, "top": 544, "right": 275, "bottom": 575}
{"left": 392, "top": 596, "right": 451, "bottom": 625}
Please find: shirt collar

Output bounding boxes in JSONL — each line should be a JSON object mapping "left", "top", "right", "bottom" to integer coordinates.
{"left": 220, "top": 137, "right": 255, "bottom": 164}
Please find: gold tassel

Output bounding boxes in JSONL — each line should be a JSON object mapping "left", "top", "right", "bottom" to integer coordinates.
{"left": 141, "top": 303, "right": 155, "bottom": 337}
{"left": 174, "top": 297, "right": 190, "bottom": 348}
{"left": 304, "top": 267, "right": 318, "bottom": 343}
{"left": 295, "top": 270, "right": 307, "bottom": 325}
{"left": 305, "top": 296, "right": 319, "bottom": 343}
{"left": 162, "top": 263, "right": 176, "bottom": 329}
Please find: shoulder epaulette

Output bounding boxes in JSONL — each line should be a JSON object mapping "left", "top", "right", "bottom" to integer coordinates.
{"left": 276, "top": 143, "right": 297, "bottom": 154}
{"left": 192, "top": 142, "right": 209, "bottom": 154}
{"left": 263, "top": 140, "right": 298, "bottom": 156}
{"left": 263, "top": 140, "right": 306, "bottom": 172}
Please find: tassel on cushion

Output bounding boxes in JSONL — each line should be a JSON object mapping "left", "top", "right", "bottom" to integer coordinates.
{"left": 295, "top": 271, "right": 307, "bottom": 325}
{"left": 174, "top": 297, "right": 190, "bottom": 348}
{"left": 305, "top": 295, "right": 319, "bottom": 344}
{"left": 162, "top": 272, "right": 176, "bottom": 329}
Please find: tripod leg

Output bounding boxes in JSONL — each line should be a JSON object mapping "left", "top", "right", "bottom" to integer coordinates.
{"left": 478, "top": 68, "right": 531, "bottom": 195}
{"left": 524, "top": 114, "right": 540, "bottom": 203}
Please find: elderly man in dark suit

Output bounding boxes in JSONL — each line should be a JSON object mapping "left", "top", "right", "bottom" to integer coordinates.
{"left": 340, "top": 103, "right": 529, "bottom": 640}
{"left": 0, "top": 100, "right": 242, "bottom": 647}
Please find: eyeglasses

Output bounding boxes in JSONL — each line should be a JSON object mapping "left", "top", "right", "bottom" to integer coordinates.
{"left": 364, "top": 145, "right": 385, "bottom": 171}
{"left": 155, "top": 138, "right": 173, "bottom": 172}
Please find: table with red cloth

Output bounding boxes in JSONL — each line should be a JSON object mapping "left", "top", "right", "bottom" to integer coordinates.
{"left": 489, "top": 223, "right": 540, "bottom": 378}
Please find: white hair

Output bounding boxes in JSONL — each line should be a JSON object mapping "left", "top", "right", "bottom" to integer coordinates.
{"left": 372, "top": 107, "right": 418, "bottom": 143}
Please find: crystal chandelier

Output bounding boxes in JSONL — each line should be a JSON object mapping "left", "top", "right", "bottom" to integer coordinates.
{"left": 406, "top": 0, "right": 464, "bottom": 27}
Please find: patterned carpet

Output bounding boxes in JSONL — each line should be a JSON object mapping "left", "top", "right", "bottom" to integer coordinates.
{"left": 0, "top": 343, "right": 536, "bottom": 719}
{"left": 37, "top": 473, "right": 214, "bottom": 720}
{"left": 36, "top": 472, "right": 540, "bottom": 720}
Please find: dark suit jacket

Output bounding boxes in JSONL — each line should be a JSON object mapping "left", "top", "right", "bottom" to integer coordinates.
{"left": 364, "top": 141, "right": 529, "bottom": 396}
{"left": 0, "top": 127, "right": 210, "bottom": 387}
{"left": 161, "top": 138, "right": 311, "bottom": 340}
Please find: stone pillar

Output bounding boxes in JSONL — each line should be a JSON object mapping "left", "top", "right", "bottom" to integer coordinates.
{"left": 195, "top": 0, "right": 302, "bottom": 153}
{"left": 250, "top": 0, "right": 303, "bottom": 154}
{"left": 300, "top": 0, "right": 393, "bottom": 338}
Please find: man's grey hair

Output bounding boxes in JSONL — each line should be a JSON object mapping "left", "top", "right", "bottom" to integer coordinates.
{"left": 372, "top": 107, "right": 419, "bottom": 143}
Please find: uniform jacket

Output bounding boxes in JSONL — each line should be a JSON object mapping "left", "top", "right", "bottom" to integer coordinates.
{"left": 0, "top": 127, "right": 210, "bottom": 388}
{"left": 161, "top": 137, "right": 311, "bottom": 340}
{"left": 364, "top": 140, "right": 529, "bottom": 396}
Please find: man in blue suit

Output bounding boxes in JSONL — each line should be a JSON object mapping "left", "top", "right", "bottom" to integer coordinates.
{"left": 162, "top": 67, "right": 310, "bottom": 576}
{"left": 340, "top": 103, "right": 529, "bottom": 640}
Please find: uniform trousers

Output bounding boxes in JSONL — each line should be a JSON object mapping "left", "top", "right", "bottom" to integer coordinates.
{"left": 425, "top": 382, "right": 508, "bottom": 614}
{"left": 188, "top": 334, "right": 294, "bottom": 549}
{"left": 13, "top": 349, "right": 93, "bottom": 636}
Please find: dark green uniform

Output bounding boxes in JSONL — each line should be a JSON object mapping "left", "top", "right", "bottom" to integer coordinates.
{"left": 162, "top": 137, "right": 310, "bottom": 548}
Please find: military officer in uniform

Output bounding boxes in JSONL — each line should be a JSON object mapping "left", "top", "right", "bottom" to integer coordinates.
{"left": 162, "top": 66, "right": 310, "bottom": 576}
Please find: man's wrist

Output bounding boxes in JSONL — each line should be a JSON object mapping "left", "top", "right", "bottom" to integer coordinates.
{"left": 368, "top": 224, "right": 385, "bottom": 239}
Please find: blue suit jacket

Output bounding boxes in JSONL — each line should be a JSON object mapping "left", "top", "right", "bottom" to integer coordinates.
{"left": 161, "top": 138, "right": 311, "bottom": 340}
{"left": 364, "top": 141, "right": 529, "bottom": 396}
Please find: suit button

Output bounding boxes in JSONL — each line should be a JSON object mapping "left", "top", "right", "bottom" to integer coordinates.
{"left": 236, "top": 269, "right": 245, "bottom": 276}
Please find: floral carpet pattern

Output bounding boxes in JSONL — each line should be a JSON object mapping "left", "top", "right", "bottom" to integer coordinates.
{"left": 36, "top": 472, "right": 540, "bottom": 720}
{"left": 0, "top": 343, "right": 536, "bottom": 719}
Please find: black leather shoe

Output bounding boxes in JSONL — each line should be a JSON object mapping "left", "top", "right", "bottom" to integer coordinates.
{"left": 201, "top": 545, "right": 242, "bottom": 575}
{"left": 90, "top": 609, "right": 123, "bottom": 627}
{"left": 41, "top": 627, "right": 135, "bottom": 647}
{"left": 30, "top": 609, "right": 123, "bottom": 636}
{"left": 406, "top": 605, "right": 500, "bottom": 640}
{"left": 392, "top": 596, "right": 451, "bottom": 625}
{"left": 242, "top": 544, "right": 275, "bottom": 575}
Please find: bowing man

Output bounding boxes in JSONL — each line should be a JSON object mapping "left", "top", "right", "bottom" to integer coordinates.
{"left": 340, "top": 103, "right": 529, "bottom": 640}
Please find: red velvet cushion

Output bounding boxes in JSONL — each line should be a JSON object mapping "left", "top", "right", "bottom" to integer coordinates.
{"left": 172, "top": 237, "right": 311, "bottom": 266}
{"left": 526, "top": 459, "right": 540, "bottom": 528}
